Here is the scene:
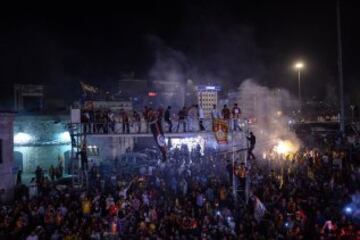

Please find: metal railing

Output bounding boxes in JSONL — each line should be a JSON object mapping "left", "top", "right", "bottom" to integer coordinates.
{"left": 78, "top": 118, "right": 248, "bottom": 135}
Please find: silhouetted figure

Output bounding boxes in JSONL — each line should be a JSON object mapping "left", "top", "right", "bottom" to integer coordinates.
{"left": 16, "top": 170, "right": 22, "bottom": 185}
{"left": 35, "top": 166, "right": 43, "bottom": 184}
{"left": 143, "top": 106, "right": 150, "bottom": 133}
{"left": 121, "top": 110, "right": 130, "bottom": 133}
{"left": 197, "top": 104, "right": 205, "bottom": 131}
{"left": 164, "top": 106, "right": 172, "bottom": 133}
{"left": 247, "top": 132, "right": 256, "bottom": 160}
{"left": 232, "top": 103, "right": 242, "bottom": 131}
{"left": 157, "top": 106, "right": 164, "bottom": 131}
{"left": 177, "top": 107, "right": 187, "bottom": 132}
{"left": 49, "top": 165, "right": 55, "bottom": 181}
{"left": 133, "top": 111, "right": 141, "bottom": 133}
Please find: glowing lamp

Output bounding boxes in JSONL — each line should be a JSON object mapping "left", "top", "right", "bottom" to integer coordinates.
{"left": 205, "top": 86, "right": 216, "bottom": 90}
{"left": 59, "top": 131, "right": 71, "bottom": 143}
{"left": 294, "top": 62, "right": 304, "bottom": 69}
{"left": 344, "top": 206, "right": 353, "bottom": 214}
{"left": 14, "top": 132, "right": 32, "bottom": 145}
{"left": 148, "top": 92, "right": 157, "bottom": 97}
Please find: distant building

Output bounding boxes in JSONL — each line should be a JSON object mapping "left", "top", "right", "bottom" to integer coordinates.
{"left": 196, "top": 85, "right": 221, "bottom": 117}
{"left": 0, "top": 112, "right": 15, "bottom": 201}
{"left": 14, "top": 84, "right": 44, "bottom": 112}
{"left": 117, "top": 73, "right": 148, "bottom": 108}
{"left": 14, "top": 114, "right": 71, "bottom": 174}
{"left": 150, "top": 80, "right": 185, "bottom": 109}
{"left": 83, "top": 100, "right": 133, "bottom": 112}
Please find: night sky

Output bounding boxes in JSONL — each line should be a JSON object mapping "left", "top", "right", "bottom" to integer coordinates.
{"left": 0, "top": 0, "right": 359, "bottom": 109}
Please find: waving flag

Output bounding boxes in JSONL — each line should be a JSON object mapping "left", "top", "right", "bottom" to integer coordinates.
{"left": 254, "top": 196, "right": 266, "bottom": 222}
{"left": 149, "top": 111, "right": 167, "bottom": 161}
{"left": 80, "top": 81, "right": 98, "bottom": 94}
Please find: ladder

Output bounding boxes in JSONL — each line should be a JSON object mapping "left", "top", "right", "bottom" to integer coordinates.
{"left": 68, "top": 123, "right": 88, "bottom": 187}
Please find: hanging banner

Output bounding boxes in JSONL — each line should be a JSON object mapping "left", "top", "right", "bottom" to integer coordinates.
{"left": 149, "top": 111, "right": 167, "bottom": 161}
{"left": 213, "top": 119, "right": 229, "bottom": 144}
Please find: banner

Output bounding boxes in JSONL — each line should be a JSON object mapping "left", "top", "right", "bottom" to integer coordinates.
{"left": 213, "top": 119, "right": 229, "bottom": 144}
{"left": 254, "top": 196, "right": 266, "bottom": 222}
{"left": 149, "top": 112, "right": 167, "bottom": 161}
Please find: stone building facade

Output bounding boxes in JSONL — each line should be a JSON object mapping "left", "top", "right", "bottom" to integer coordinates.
{"left": 14, "top": 115, "right": 71, "bottom": 174}
{"left": 0, "top": 112, "right": 15, "bottom": 201}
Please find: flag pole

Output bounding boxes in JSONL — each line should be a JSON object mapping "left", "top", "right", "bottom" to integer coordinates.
{"left": 232, "top": 131, "right": 236, "bottom": 200}
{"left": 337, "top": 0, "right": 345, "bottom": 135}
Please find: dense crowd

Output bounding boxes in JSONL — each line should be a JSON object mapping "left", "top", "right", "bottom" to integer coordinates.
{"left": 1, "top": 139, "right": 359, "bottom": 239}
{"left": 80, "top": 103, "right": 243, "bottom": 134}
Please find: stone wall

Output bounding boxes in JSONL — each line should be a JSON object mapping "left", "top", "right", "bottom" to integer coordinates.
{"left": 0, "top": 112, "right": 15, "bottom": 201}
{"left": 14, "top": 115, "right": 71, "bottom": 173}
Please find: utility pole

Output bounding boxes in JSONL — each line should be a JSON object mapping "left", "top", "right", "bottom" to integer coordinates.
{"left": 337, "top": 0, "right": 345, "bottom": 134}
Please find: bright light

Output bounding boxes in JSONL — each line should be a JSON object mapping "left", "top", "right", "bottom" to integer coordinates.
{"left": 205, "top": 86, "right": 216, "bottom": 90}
{"left": 148, "top": 92, "right": 157, "bottom": 97}
{"left": 167, "top": 136, "right": 205, "bottom": 154}
{"left": 14, "top": 132, "right": 32, "bottom": 145}
{"left": 294, "top": 62, "right": 304, "bottom": 69}
{"left": 273, "top": 140, "right": 298, "bottom": 155}
{"left": 344, "top": 206, "right": 353, "bottom": 214}
{"left": 58, "top": 131, "right": 71, "bottom": 143}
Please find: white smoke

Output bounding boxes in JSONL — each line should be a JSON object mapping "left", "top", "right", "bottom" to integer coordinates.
{"left": 148, "top": 36, "right": 188, "bottom": 109}
{"left": 238, "top": 79, "right": 301, "bottom": 154}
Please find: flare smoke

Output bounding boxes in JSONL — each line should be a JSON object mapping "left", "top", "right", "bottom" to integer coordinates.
{"left": 238, "top": 79, "right": 301, "bottom": 153}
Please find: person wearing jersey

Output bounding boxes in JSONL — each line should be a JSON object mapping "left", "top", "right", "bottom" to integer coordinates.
{"left": 143, "top": 106, "right": 150, "bottom": 133}
{"left": 164, "top": 106, "right": 172, "bottom": 133}
{"left": 133, "top": 110, "right": 141, "bottom": 133}
{"left": 232, "top": 103, "right": 242, "bottom": 131}
{"left": 222, "top": 105, "right": 231, "bottom": 130}
{"left": 177, "top": 107, "right": 187, "bottom": 132}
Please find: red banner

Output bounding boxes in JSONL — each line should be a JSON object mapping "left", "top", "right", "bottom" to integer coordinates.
{"left": 213, "top": 119, "right": 229, "bottom": 144}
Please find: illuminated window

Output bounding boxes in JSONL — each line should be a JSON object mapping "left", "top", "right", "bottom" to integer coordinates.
{"left": 87, "top": 145, "right": 100, "bottom": 156}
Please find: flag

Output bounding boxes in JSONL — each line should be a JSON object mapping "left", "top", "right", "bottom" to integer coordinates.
{"left": 149, "top": 111, "right": 167, "bottom": 161}
{"left": 80, "top": 81, "right": 98, "bottom": 94}
{"left": 119, "top": 178, "right": 135, "bottom": 199}
{"left": 213, "top": 119, "right": 229, "bottom": 144}
{"left": 254, "top": 196, "right": 266, "bottom": 222}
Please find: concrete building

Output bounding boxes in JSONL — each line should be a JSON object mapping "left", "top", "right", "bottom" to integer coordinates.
{"left": 14, "top": 84, "right": 44, "bottom": 112}
{"left": 151, "top": 80, "right": 185, "bottom": 109}
{"left": 117, "top": 73, "right": 148, "bottom": 108}
{"left": 197, "top": 85, "right": 221, "bottom": 117}
{"left": 14, "top": 113, "right": 135, "bottom": 176}
{"left": 0, "top": 112, "right": 15, "bottom": 201}
{"left": 14, "top": 114, "right": 72, "bottom": 174}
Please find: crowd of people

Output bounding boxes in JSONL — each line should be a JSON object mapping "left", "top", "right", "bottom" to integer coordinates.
{"left": 80, "top": 103, "right": 243, "bottom": 134}
{"left": 1, "top": 134, "right": 359, "bottom": 239}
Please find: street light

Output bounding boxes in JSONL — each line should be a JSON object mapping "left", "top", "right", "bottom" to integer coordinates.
{"left": 294, "top": 61, "right": 304, "bottom": 109}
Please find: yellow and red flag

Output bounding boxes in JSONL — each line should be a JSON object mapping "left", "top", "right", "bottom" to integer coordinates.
{"left": 213, "top": 119, "right": 229, "bottom": 144}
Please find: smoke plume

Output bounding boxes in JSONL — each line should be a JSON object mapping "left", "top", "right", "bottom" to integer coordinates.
{"left": 238, "top": 79, "right": 301, "bottom": 154}
{"left": 148, "top": 36, "right": 189, "bottom": 109}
